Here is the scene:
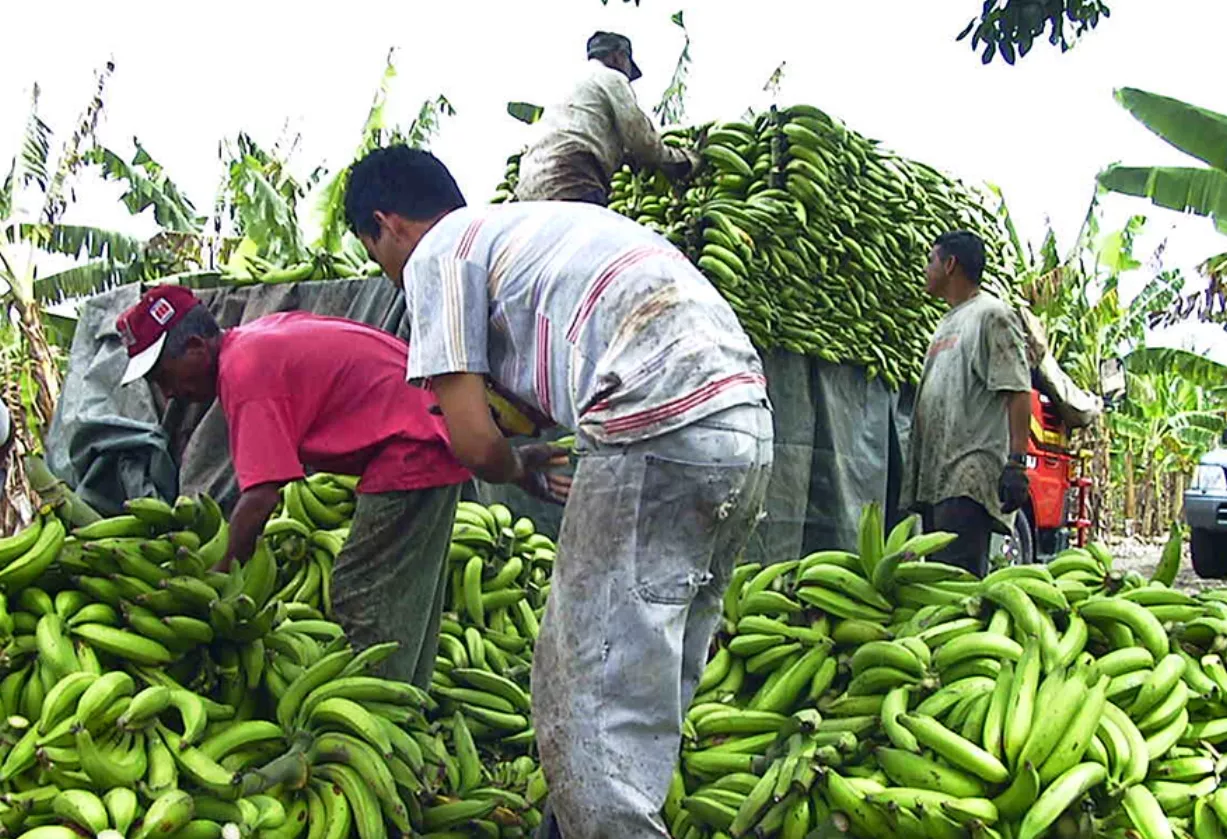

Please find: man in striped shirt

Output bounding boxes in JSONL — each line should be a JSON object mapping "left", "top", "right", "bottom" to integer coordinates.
{"left": 345, "top": 146, "right": 773, "bottom": 839}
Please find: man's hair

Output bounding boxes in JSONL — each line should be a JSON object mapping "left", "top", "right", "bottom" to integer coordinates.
{"left": 934, "top": 230, "right": 986, "bottom": 284}
{"left": 344, "top": 146, "right": 467, "bottom": 240}
{"left": 162, "top": 305, "right": 220, "bottom": 359}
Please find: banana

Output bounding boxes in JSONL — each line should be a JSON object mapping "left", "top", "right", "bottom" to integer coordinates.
{"left": 51, "top": 789, "right": 109, "bottom": 834}
{"left": 1002, "top": 640, "right": 1040, "bottom": 768}
{"left": 933, "top": 633, "right": 1023, "bottom": 672}
{"left": 1039, "top": 674, "right": 1110, "bottom": 784}
{"left": 1017, "top": 762, "right": 1107, "bottom": 839}
{"left": 71, "top": 623, "right": 174, "bottom": 665}
{"left": 77, "top": 727, "right": 147, "bottom": 787}
{"left": 306, "top": 698, "right": 393, "bottom": 758}
{"left": 1079, "top": 597, "right": 1168, "bottom": 660}
{"left": 104, "top": 787, "right": 139, "bottom": 835}
{"left": 37, "top": 672, "right": 96, "bottom": 734}
{"left": 133, "top": 789, "right": 194, "bottom": 839}
{"left": 155, "top": 724, "right": 237, "bottom": 793}
{"left": 75, "top": 670, "right": 134, "bottom": 729}
{"left": 313, "top": 761, "right": 391, "bottom": 839}
{"left": 0, "top": 517, "right": 66, "bottom": 591}
{"left": 899, "top": 714, "right": 1009, "bottom": 783}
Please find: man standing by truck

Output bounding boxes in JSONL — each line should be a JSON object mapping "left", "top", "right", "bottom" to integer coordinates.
{"left": 903, "top": 231, "right": 1031, "bottom": 577}
{"left": 515, "top": 31, "right": 698, "bottom": 204}
{"left": 344, "top": 145, "right": 773, "bottom": 839}
{"left": 115, "top": 287, "right": 470, "bottom": 687}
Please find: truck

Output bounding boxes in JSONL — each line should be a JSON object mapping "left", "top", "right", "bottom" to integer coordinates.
{"left": 1006, "top": 355, "right": 1124, "bottom": 565}
{"left": 1186, "top": 430, "right": 1227, "bottom": 578}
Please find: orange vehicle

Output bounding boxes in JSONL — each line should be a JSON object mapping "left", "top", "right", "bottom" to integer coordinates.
{"left": 1007, "top": 357, "right": 1122, "bottom": 564}
{"left": 1008, "top": 390, "right": 1093, "bottom": 564}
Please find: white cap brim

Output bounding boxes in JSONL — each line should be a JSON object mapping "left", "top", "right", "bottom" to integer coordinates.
{"left": 120, "top": 333, "right": 166, "bottom": 385}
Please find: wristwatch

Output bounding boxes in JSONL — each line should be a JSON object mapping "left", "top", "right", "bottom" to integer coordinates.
{"left": 1007, "top": 453, "right": 1027, "bottom": 466}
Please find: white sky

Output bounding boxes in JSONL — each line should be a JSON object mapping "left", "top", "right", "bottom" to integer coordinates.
{"left": 2, "top": 0, "right": 1226, "bottom": 359}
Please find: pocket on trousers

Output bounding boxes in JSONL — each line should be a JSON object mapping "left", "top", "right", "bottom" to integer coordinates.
{"left": 632, "top": 452, "right": 750, "bottom": 606}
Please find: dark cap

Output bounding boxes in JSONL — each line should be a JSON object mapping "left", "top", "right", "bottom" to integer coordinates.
{"left": 587, "top": 31, "right": 642, "bottom": 81}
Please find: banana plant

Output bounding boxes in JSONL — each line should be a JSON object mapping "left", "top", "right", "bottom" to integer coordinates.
{"left": 1099, "top": 88, "right": 1227, "bottom": 234}
{"left": 314, "top": 48, "right": 453, "bottom": 256}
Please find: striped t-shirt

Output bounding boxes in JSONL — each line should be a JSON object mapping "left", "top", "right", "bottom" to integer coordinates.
{"left": 402, "top": 202, "right": 768, "bottom": 444}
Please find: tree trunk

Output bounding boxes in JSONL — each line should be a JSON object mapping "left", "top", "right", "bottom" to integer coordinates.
{"left": 1124, "top": 446, "right": 1137, "bottom": 535}
{"left": 1174, "top": 470, "right": 1186, "bottom": 522}
{"left": 13, "top": 297, "right": 61, "bottom": 433}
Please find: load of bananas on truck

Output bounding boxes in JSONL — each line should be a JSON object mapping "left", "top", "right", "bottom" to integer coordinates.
{"left": 0, "top": 478, "right": 554, "bottom": 839}
{"left": 0, "top": 479, "right": 1225, "bottom": 838}
{"left": 492, "top": 103, "right": 1014, "bottom": 387}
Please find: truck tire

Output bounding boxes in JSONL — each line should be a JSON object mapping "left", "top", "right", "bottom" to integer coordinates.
{"left": 1191, "top": 528, "right": 1227, "bottom": 579}
{"left": 1006, "top": 508, "right": 1036, "bottom": 566}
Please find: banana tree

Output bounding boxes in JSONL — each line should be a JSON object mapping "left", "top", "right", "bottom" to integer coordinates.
{"left": 1110, "top": 360, "right": 1226, "bottom": 535}
{"left": 1099, "top": 88, "right": 1227, "bottom": 234}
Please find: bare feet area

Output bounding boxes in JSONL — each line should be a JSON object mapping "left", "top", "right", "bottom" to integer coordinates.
{"left": 1106, "top": 536, "right": 1227, "bottom": 595}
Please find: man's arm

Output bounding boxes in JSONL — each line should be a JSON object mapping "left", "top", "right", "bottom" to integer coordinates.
{"left": 431, "top": 373, "right": 521, "bottom": 483}
{"left": 430, "top": 373, "right": 571, "bottom": 502}
{"left": 220, "top": 482, "right": 283, "bottom": 571}
{"left": 601, "top": 71, "right": 693, "bottom": 174}
{"left": 1007, "top": 391, "right": 1031, "bottom": 458}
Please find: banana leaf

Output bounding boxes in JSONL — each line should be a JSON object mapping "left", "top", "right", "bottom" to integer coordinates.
{"left": 1115, "top": 88, "right": 1227, "bottom": 171}
{"left": 1125, "top": 347, "right": 1227, "bottom": 389}
{"left": 1098, "top": 165, "right": 1227, "bottom": 233}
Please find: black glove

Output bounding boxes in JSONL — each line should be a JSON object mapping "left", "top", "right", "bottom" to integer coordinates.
{"left": 999, "top": 461, "right": 1029, "bottom": 514}
{"left": 513, "top": 443, "right": 572, "bottom": 506}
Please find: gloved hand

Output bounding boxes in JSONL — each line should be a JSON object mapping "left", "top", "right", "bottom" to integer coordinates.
{"left": 514, "top": 443, "right": 573, "bottom": 506}
{"left": 999, "top": 461, "right": 1029, "bottom": 514}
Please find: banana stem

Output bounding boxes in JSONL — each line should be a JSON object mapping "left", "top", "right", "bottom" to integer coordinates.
{"left": 22, "top": 455, "right": 101, "bottom": 526}
{"left": 237, "top": 736, "right": 312, "bottom": 796}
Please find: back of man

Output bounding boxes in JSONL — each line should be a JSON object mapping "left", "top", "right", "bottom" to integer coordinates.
{"left": 516, "top": 35, "right": 693, "bottom": 204}
{"left": 402, "top": 198, "right": 773, "bottom": 839}
{"left": 405, "top": 200, "right": 767, "bottom": 444}
{"left": 903, "top": 246, "right": 1031, "bottom": 577}
{"left": 217, "top": 310, "right": 469, "bottom": 686}
{"left": 218, "top": 311, "right": 467, "bottom": 491}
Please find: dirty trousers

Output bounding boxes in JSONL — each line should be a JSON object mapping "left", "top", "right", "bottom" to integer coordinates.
{"left": 533, "top": 403, "right": 773, "bottom": 839}
{"left": 331, "top": 484, "right": 461, "bottom": 689}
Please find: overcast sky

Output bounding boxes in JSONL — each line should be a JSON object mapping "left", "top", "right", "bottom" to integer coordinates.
{"left": 2, "top": 0, "right": 1225, "bottom": 358}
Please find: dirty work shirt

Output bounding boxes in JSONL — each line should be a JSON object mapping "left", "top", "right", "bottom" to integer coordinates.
{"left": 903, "top": 292, "right": 1030, "bottom": 528}
{"left": 217, "top": 311, "right": 470, "bottom": 493}
{"left": 402, "top": 202, "right": 768, "bottom": 444}
{"left": 515, "top": 59, "right": 691, "bottom": 202}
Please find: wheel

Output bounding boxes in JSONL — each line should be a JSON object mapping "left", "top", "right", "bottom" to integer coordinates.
{"left": 1004, "top": 507, "right": 1036, "bottom": 566}
{"left": 1191, "top": 528, "right": 1227, "bottom": 579}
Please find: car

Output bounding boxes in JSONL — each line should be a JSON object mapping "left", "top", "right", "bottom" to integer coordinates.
{"left": 1187, "top": 432, "right": 1227, "bottom": 578}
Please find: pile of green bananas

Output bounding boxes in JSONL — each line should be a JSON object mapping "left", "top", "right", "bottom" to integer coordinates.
{"left": 0, "top": 483, "right": 552, "bottom": 839}
{"left": 662, "top": 506, "right": 1227, "bottom": 839}
{"left": 492, "top": 103, "right": 1013, "bottom": 387}
{"left": 219, "top": 243, "right": 383, "bottom": 287}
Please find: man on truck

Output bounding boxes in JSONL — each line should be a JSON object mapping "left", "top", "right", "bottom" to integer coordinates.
{"left": 903, "top": 231, "right": 1031, "bottom": 577}
{"left": 115, "top": 286, "right": 470, "bottom": 687}
{"left": 344, "top": 145, "right": 773, "bottom": 839}
{"left": 515, "top": 31, "right": 699, "bottom": 204}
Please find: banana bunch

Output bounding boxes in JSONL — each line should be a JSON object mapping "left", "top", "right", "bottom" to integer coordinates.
{"left": 221, "top": 248, "right": 383, "bottom": 287}
{"left": 488, "top": 101, "right": 1016, "bottom": 387}
{"left": 659, "top": 503, "right": 1227, "bottom": 839}
{"left": 0, "top": 482, "right": 561, "bottom": 839}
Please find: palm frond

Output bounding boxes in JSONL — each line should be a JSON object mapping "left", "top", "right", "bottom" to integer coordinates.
{"left": 31, "top": 259, "right": 136, "bottom": 305}
{"left": 10, "top": 223, "right": 144, "bottom": 263}
{"left": 84, "top": 143, "right": 201, "bottom": 233}
{"left": 1098, "top": 164, "right": 1227, "bottom": 228}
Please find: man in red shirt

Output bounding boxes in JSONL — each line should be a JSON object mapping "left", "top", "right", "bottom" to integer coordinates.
{"left": 115, "top": 286, "right": 470, "bottom": 687}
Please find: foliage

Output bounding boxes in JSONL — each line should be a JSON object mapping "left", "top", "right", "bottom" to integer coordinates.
{"left": 960, "top": 0, "right": 1111, "bottom": 65}
{"left": 315, "top": 49, "right": 454, "bottom": 254}
{"left": 1099, "top": 88, "right": 1227, "bottom": 234}
{"left": 652, "top": 11, "right": 692, "bottom": 127}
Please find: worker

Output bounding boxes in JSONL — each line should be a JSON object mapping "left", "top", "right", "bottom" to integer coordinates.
{"left": 344, "top": 146, "right": 773, "bottom": 839}
{"left": 515, "top": 31, "right": 699, "bottom": 204}
{"left": 115, "top": 287, "right": 470, "bottom": 687}
{"left": 902, "top": 231, "right": 1031, "bottom": 578}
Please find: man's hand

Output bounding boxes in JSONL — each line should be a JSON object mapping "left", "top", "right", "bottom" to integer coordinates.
{"left": 514, "top": 443, "right": 572, "bottom": 505}
{"left": 999, "top": 462, "right": 1029, "bottom": 514}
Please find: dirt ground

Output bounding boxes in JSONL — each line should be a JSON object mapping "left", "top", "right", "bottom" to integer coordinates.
{"left": 1106, "top": 536, "right": 1225, "bottom": 595}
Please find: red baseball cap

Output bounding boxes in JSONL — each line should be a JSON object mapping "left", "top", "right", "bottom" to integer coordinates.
{"left": 116, "top": 286, "right": 204, "bottom": 385}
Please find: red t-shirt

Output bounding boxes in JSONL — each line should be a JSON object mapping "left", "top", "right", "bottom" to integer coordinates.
{"left": 217, "top": 312, "right": 470, "bottom": 494}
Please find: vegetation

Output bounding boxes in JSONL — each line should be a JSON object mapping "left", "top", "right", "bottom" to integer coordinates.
{"left": 601, "top": 0, "right": 1115, "bottom": 64}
